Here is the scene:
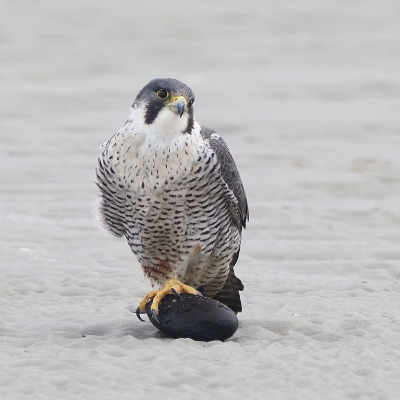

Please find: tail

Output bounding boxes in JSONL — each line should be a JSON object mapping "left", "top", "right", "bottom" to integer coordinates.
{"left": 212, "top": 248, "right": 244, "bottom": 313}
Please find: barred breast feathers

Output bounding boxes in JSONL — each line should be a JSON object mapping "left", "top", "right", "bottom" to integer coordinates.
{"left": 95, "top": 105, "right": 214, "bottom": 237}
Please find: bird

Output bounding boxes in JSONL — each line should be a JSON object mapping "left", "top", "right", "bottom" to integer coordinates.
{"left": 95, "top": 78, "right": 249, "bottom": 320}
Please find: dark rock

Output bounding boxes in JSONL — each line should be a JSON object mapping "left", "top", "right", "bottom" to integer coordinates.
{"left": 145, "top": 293, "right": 239, "bottom": 341}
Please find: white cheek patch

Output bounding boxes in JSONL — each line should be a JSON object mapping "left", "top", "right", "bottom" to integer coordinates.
{"left": 147, "top": 107, "right": 190, "bottom": 138}
{"left": 127, "top": 104, "right": 189, "bottom": 138}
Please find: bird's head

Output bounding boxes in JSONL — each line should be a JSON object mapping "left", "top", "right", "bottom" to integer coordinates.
{"left": 133, "top": 78, "right": 195, "bottom": 135}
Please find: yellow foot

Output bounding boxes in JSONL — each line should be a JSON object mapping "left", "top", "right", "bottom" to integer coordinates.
{"left": 135, "top": 278, "right": 198, "bottom": 322}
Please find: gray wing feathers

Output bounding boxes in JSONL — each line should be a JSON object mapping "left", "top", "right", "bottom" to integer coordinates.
{"left": 200, "top": 126, "right": 249, "bottom": 229}
{"left": 200, "top": 126, "right": 248, "bottom": 313}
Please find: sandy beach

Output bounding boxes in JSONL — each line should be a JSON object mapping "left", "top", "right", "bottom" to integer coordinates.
{"left": 1, "top": 1, "right": 400, "bottom": 398}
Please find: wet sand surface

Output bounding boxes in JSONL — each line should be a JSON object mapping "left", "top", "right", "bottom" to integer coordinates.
{"left": 1, "top": 1, "right": 400, "bottom": 399}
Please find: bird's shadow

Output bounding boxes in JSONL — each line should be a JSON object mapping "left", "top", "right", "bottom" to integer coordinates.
{"left": 80, "top": 316, "right": 169, "bottom": 341}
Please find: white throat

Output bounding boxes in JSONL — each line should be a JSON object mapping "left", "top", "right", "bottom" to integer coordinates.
{"left": 130, "top": 104, "right": 190, "bottom": 140}
{"left": 106, "top": 104, "right": 203, "bottom": 194}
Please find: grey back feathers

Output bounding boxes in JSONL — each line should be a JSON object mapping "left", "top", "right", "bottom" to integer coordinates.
{"left": 200, "top": 126, "right": 249, "bottom": 229}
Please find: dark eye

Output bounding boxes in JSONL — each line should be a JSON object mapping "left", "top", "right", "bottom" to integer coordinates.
{"left": 157, "top": 89, "right": 169, "bottom": 99}
{"left": 188, "top": 99, "right": 194, "bottom": 107}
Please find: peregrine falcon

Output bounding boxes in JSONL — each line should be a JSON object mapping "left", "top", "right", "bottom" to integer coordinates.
{"left": 96, "top": 78, "right": 249, "bottom": 319}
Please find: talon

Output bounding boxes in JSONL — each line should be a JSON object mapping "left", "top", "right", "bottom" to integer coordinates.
{"left": 151, "top": 309, "right": 160, "bottom": 324}
{"left": 135, "top": 307, "right": 146, "bottom": 322}
{"left": 136, "top": 278, "right": 198, "bottom": 322}
{"left": 171, "top": 288, "right": 183, "bottom": 298}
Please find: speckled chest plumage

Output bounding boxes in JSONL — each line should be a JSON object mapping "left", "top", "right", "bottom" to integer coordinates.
{"left": 96, "top": 116, "right": 241, "bottom": 294}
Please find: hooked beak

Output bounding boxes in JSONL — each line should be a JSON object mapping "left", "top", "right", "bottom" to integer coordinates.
{"left": 168, "top": 96, "right": 187, "bottom": 118}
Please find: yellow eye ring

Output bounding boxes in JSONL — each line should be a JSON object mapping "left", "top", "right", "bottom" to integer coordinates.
{"left": 157, "top": 89, "right": 169, "bottom": 99}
